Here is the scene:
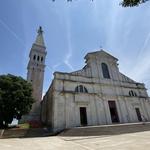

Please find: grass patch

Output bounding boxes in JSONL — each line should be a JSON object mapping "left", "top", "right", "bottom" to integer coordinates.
{"left": 18, "top": 123, "right": 30, "bottom": 129}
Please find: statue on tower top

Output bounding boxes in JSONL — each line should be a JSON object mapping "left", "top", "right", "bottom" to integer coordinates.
{"left": 38, "top": 26, "right": 43, "bottom": 34}
{"left": 35, "top": 26, "right": 45, "bottom": 47}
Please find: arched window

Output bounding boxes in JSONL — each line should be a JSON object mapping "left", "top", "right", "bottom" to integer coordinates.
{"left": 129, "top": 91, "right": 132, "bottom": 96}
{"left": 41, "top": 57, "right": 43, "bottom": 62}
{"left": 80, "top": 85, "right": 83, "bottom": 92}
{"left": 129, "top": 90, "right": 137, "bottom": 97}
{"left": 131, "top": 91, "right": 134, "bottom": 96}
{"left": 75, "top": 85, "right": 88, "bottom": 93}
{"left": 37, "top": 56, "right": 40, "bottom": 61}
{"left": 33, "top": 55, "right": 36, "bottom": 60}
{"left": 101, "top": 63, "right": 110, "bottom": 79}
{"left": 75, "top": 86, "right": 79, "bottom": 92}
{"left": 84, "top": 87, "right": 88, "bottom": 93}
{"left": 134, "top": 92, "right": 137, "bottom": 97}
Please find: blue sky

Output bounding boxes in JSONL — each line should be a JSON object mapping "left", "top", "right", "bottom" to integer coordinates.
{"left": 0, "top": 0, "right": 150, "bottom": 94}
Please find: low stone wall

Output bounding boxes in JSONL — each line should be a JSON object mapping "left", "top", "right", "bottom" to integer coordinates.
{"left": 0, "top": 129, "right": 28, "bottom": 138}
{"left": 0, "top": 129, "right": 4, "bottom": 138}
{"left": 0, "top": 128, "right": 53, "bottom": 139}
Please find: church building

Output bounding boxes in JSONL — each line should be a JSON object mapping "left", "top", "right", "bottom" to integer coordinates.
{"left": 41, "top": 49, "right": 150, "bottom": 133}
{"left": 27, "top": 27, "right": 150, "bottom": 132}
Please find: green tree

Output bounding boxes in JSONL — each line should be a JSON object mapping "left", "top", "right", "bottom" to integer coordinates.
{"left": 121, "top": 0, "right": 149, "bottom": 7}
{"left": 0, "top": 74, "right": 34, "bottom": 128}
{"left": 51, "top": 0, "right": 149, "bottom": 7}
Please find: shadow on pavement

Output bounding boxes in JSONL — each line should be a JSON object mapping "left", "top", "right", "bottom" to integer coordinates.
{"left": 58, "top": 123, "right": 150, "bottom": 137}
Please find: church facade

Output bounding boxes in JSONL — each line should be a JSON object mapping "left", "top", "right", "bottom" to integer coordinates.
{"left": 41, "top": 50, "right": 150, "bottom": 132}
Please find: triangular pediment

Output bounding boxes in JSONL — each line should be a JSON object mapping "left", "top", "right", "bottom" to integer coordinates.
{"left": 85, "top": 49, "right": 118, "bottom": 61}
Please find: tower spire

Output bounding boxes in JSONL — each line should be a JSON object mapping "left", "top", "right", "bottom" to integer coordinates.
{"left": 35, "top": 26, "right": 45, "bottom": 46}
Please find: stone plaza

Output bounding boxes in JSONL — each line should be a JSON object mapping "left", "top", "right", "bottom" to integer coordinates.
{"left": 1, "top": 128, "right": 150, "bottom": 150}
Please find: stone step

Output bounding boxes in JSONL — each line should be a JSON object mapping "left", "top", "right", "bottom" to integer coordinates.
{"left": 59, "top": 122, "right": 150, "bottom": 137}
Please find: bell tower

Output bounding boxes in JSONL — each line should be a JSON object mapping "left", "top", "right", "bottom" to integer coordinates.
{"left": 27, "top": 26, "right": 47, "bottom": 120}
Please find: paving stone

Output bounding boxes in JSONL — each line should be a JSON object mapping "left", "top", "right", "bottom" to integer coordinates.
{"left": 1, "top": 131, "right": 150, "bottom": 150}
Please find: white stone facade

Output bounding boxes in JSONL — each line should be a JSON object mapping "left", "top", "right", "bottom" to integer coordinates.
{"left": 41, "top": 50, "right": 150, "bottom": 132}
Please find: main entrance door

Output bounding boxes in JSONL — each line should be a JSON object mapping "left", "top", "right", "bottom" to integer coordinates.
{"left": 135, "top": 108, "right": 142, "bottom": 122}
{"left": 80, "top": 107, "right": 87, "bottom": 126}
{"left": 108, "top": 101, "right": 120, "bottom": 123}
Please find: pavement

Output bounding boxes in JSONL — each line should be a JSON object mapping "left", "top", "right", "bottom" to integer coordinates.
{"left": 0, "top": 130, "right": 150, "bottom": 150}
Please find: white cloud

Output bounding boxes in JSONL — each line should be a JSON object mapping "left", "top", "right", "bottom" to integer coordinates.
{"left": 129, "top": 31, "right": 150, "bottom": 81}
{"left": 46, "top": 63, "right": 62, "bottom": 79}
{"left": 63, "top": 14, "right": 74, "bottom": 71}
{"left": 64, "top": 45, "right": 74, "bottom": 71}
{"left": 46, "top": 66, "right": 54, "bottom": 79}
{"left": 0, "top": 19, "right": 25, "bottom": 46}
{"left": 53, "top": 63, "right": 61, "bottom": 70}
{"left": 137, "top": 31, "right": 150, "bottom": 60}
